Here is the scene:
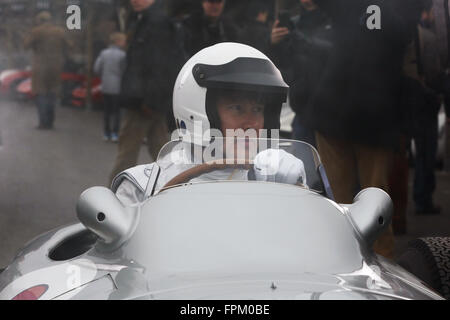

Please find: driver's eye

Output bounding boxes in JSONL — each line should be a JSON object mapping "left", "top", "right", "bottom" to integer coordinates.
{"left": 228, "top": 105, "right": 242, "bottom": 112}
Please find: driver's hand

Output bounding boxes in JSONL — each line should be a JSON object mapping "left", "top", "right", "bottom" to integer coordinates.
{"left": 254, "top": 149, "right": 307, "bottom": 185}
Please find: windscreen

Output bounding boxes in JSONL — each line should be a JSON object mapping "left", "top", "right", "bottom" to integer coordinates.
{"left": 154, "top": 138, "right": 328, "bottom": 194}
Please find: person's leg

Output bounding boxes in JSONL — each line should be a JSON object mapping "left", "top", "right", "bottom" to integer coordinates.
{"left": 47, "top": 92, "right": 55, "bottom": 128}
{"left": 413, "top": 127, "right": 428, "bottom": 210}
{"left": 356, "top": 144, "right": 393, "bottom": 192}
{"left": 111, "top": 95, "right": 121, "bottom": 136}
{"left": 108, "top": 109, "right": 150, "bottom": 185}
{"left": 35, "top": 94, "right": 46, "bottom": 128}
{"left": 40, "top": 93, "right": 52, "bottom": 128}
{"left": 146, "top": 110, "right": 169, "bottom": 161}
{"left": 355, "top": 143, "right": 395, "bottom": 259}
{"left": 103, "top": 94, "right": 112, "bottom": 138}
{"left": 428, "top": 114, "right": 438, "bottom": 197}
{"left": 315, "top": 132, "right": 357, "bottom": 204}
{"left": 419, "top": 114, "right": 439, "bottom": 210}
{"left": 388, "top": 137, "right": 409, "bottom": 235}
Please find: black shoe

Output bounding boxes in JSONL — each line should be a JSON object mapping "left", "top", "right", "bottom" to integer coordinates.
{"left": 415, "top": 204, "right": 441, "bottom": 215}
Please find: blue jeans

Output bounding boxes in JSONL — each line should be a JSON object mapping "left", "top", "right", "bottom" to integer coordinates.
{"left": 35, "top": 93, "right": 55, "bottom": 128}
{"left": 103, "top": 94, "right": 121, "bottom": 137}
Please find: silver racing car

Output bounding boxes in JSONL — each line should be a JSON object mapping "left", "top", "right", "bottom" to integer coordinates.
{"left": 0, "top": 138, "right": 449, "bottom": 300}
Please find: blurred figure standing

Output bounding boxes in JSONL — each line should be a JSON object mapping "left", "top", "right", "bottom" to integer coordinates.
{"left": 182, "top": 0, "right": 239, "bottom": 58}
{"left": 404, "top": 0, "right": 443, "bottom": 214}
{"left": 289, "top": 0, "right": 424, "bottom": 258}
{"left": 94, "top": 32, "right": 127, "bottom": 142}
{"left": 24, "top": 11, "right": 70, "bottom": 130}
{"left": 270, "top": 0, "right": 332, "bottom": 146}
{"left": 109, "top": 0, "right": 180, "bottom": 184}
{"left": 239, "top": 1, "right": 271, "bottom": 54}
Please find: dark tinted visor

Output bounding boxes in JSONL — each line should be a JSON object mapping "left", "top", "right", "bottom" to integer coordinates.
{"left": 192, "top": 57, "right": 289, "bottom": 96}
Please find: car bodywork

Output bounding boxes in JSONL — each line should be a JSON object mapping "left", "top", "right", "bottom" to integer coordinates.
{"left": 0, "top": 68, "right": 103, "bottom": 107}
{"left": 0, "top": 69, "right": 31, "bottom": 95}
{"left": 0, "top": 183, "right": 444, "bottom": 300}
{"left": 0, "top": 139, "right": 445, "bottom": 300}
{"left": 71, "top": 77, "right": 103, "bottom": 108}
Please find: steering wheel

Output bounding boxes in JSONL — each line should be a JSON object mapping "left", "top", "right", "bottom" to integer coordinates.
{"left": 162, "top": 160, "right": 253, "bottom": 189}
{"left": 162, "top": 159, "right": 307, "bottom": 190}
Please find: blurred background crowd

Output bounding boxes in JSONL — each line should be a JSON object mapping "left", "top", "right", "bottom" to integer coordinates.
{"left": 1, "top": 0, "right": 450, "bottom": 262}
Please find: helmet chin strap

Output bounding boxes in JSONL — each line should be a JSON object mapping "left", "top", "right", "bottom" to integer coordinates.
{"left": 205, "top": 89, "right": 222, "bottom": 132}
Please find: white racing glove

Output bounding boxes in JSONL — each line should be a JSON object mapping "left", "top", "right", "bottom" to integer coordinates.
{"left": 253, "top": 149, "right": 307, "bottom": 185}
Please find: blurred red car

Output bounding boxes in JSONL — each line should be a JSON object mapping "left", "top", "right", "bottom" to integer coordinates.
{"left": 15, "top": 77, "right": 33, "bottom": 100}
{"left": 71, "top": 77, "right": 103, "bottom": 108}
{"left": 4, "top": 69, "right": 102, "bottom": 108}
{"left": 0, "top": 69, "right": 32, "bottom": 96}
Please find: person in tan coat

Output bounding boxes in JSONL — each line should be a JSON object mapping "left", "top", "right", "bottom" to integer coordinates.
{"left": 24, "top": 11, "right": 70, "bottom": 129}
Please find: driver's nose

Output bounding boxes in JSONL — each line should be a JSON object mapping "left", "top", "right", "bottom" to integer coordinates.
{"left": 242, "top": 113, "right": 263, "bottom": 132}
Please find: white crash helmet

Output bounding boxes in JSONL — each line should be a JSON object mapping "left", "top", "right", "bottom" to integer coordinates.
{"left": 172, "top": 42, "right": 289, "bottom": 143}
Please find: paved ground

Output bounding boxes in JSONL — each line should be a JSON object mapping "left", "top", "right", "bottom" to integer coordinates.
{"left": 0, "top": 99, "right": 151, "bottom": 267}
{"left": 394, "top": 169, "right": 450, "bottom": 257}
{"left": 0, "top": 98, "right": 449, "bottom": 267}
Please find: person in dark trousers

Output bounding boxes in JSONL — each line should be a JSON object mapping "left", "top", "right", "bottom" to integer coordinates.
{"left": 238, "top": 1, "right": 271, "bottom": 54}
{"left": 182, "top": 0, "right": 240, "bottom": 58}
{"left": 109, "top": 0, "right": 181, "bottom": 184}
{"left": 270, "top": 0, "right": 332, "bottom": 146}
{"left": 405, "top": 0, "right": 444, "bottom": 214}
{"left": 94, "top": 32, "right": 127, "bottom": 142}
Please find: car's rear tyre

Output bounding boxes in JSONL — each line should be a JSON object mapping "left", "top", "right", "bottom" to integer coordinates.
{"left": 397, "top": 237, "right": 450, "bottom": 299}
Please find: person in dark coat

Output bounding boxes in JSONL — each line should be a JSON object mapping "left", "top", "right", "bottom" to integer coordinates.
{"left": 406, "top": 0, "right": 444, "bottom": 214}
{"left": 109, "top": 0, "right": 182, "bottom": 184}
{"left": 270, "top": 0, "right": 333, "bottom": 146}
{"left": 182, "top": 0, "right": 240, "bottom": 58}
{"left": 315, "top": 0, "right": 426, "bottom": 258}
{"left": 238, "top": 1, "right": 271, "bottom": 54}
{"left": 304, "top": 0, "right": 423, "bottom": 147}
{"left": 273, "top": 0, "right": 424, "bottom": 258}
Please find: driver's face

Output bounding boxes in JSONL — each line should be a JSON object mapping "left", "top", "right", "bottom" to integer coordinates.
{"left": 216, "top": 96, "right": 265, "bottom": 136}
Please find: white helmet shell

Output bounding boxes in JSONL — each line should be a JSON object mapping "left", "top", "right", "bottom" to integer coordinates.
{"left": 173, "top": 42, "right": 288, "bottom": 142}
